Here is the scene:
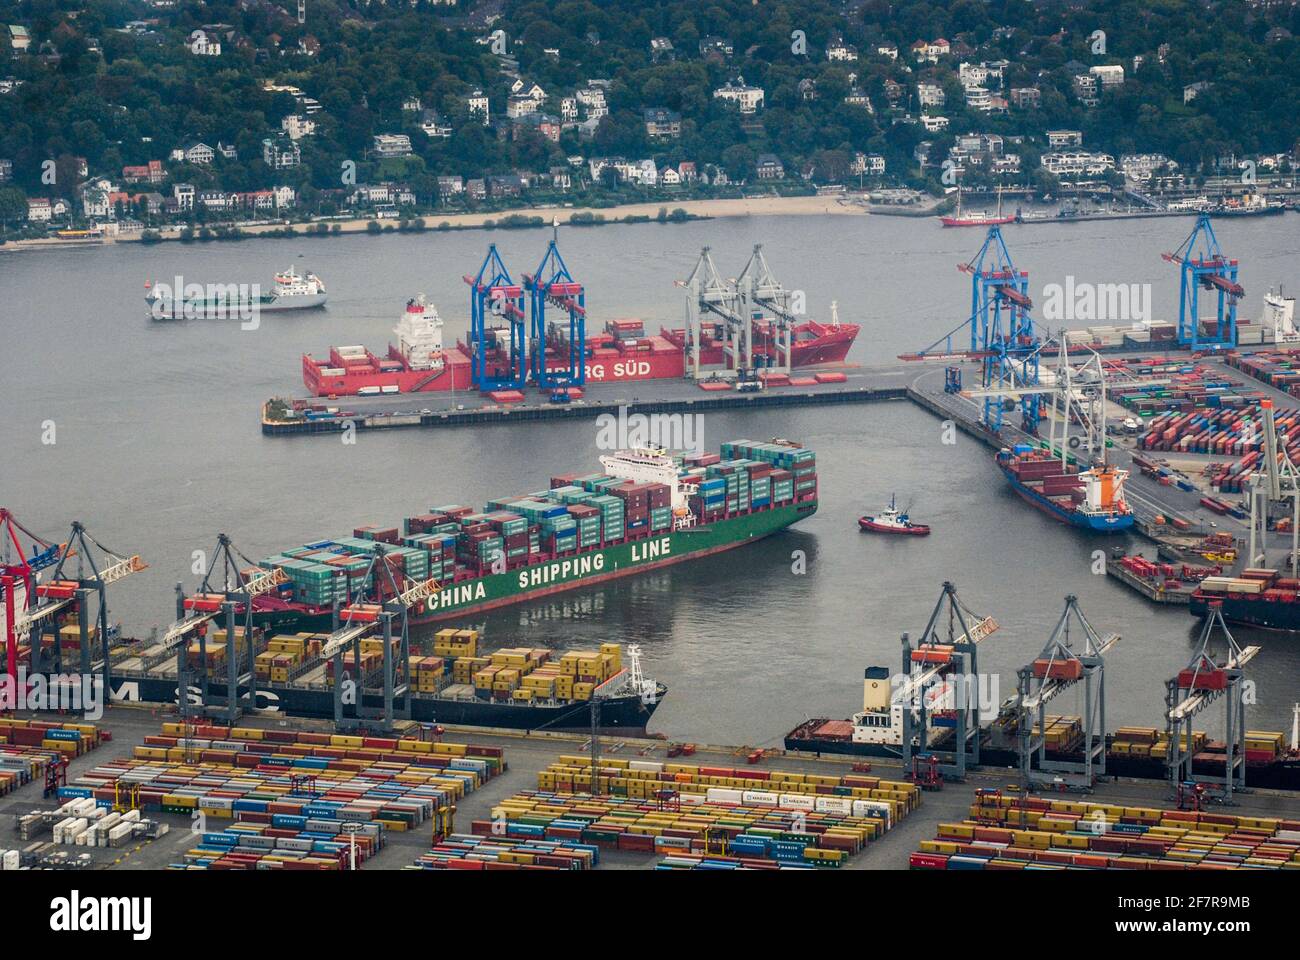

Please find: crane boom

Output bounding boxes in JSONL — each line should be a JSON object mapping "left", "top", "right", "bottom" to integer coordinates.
{"left": 1021, "top": 633, "right": 1119, "bottom": 711}
{"left": 1168, "top": 645, "right": 1260, "bottom": 721}
{"left": 160, "top": 567, "right": 286, "bottom": 653}
{"left": 893, "top": 616, "right": 998, "bottom": 704}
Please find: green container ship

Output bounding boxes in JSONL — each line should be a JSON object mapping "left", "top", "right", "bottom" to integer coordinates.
{"left": 248, "top": 439, "right": 819, "bottom": 629}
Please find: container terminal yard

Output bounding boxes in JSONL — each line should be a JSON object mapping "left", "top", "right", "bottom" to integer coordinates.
{"left": 5, "top": 214, "right": 1300, "bottom": 903}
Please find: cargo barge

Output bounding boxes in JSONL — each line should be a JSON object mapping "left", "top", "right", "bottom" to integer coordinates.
{"left": 996, "top": 445, "right": 1134, "bottom": 532}
{"left": 1190, "top": 567, "right": 1300, "bottom": 631}
{"left": 232, "top": 439, "right": 817, "bottom": 631}
{"left": 784, "top": 667, "right": 1300, "bottom": 790}
{"left": 301, "top": 297, "right": 858, "bottom": 397}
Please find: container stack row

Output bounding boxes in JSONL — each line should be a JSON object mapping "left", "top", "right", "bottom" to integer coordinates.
{"left": 409, "top": 834, "right": 599, "bottom": 871}
{"left": 911, "top": 793, "right": 1300, "bottom": 870}
{"left": 174, "top": 815, "right": 385, "bottom": 870}
{"left": 483, "top": 789, "right": 893, "bottom": 868}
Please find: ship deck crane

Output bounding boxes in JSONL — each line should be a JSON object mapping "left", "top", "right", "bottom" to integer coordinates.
{"left": 679, "top": 247, "right": 749, "bottom": 380}
{"left": 465, "top": 244, "right": 527, "bottom": 390}
{"left": 735, "top": 244, "right": 795, "bottom": 376}
{"left": 899, "top": 581, "right": 999, "bottom": 781}
{"left": 9, "top": 521, "right": 146, "bottom": 697}
{"left": 159, "top": 535, "right": 285, "bottom": 723}
{"left": 1016, "top": 596, "right": 1117, "bottom": 793}
{"left": 1166, "top": 604, "right": 1259, "bottom": 804}
{"left": 318, "top": 544, "right": 441, "bottom": 733}
{"left": 523, "top": 225, "right": 586, "bottom": 389}
{"left": 1162, "top": 213, "right": 1243, "bottom": 349}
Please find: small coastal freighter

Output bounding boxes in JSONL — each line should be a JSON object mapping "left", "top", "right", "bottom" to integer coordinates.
{"left": 146, "top": 266, "right": 327, "bottom": 319}
{"left": 858, "top": 495, "right": 931, "bottom": 535}
{"left": 996, "top": 444, "right": 1134, "bottom": 532}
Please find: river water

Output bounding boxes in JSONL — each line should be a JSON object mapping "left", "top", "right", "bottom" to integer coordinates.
{"left": 2, "top": 212, "right": 1298, "bottom": 743}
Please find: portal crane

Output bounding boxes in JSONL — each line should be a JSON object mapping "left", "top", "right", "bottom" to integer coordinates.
{"left": 735, "top": 244, "right": 795, "bottom": 376}
{"left": 899, "top": 581, "right": 999, "bottom": 781}
{"left": 159, "top": 535, "right": 285, "bottom": 723}
{"left": 1166, "top": 603, "right": 1259, "bottom": 803}
{"left": 898, "top": 227, "right": 1039, "bottom": 433}
{"left": 318, "top": 544, "right": 440, "bottom": 733}
{"left": 1, "top": 509, "right": 67, "bottom": 690}
{"left": 1245, "top": 399, "right": 1300, "bottom": 571}
{"left": 465, "top": 244, "right": 527, "bottom": 390}
{"left": 1162, "top": 213, "right": 1243, "bottom": 349}
{"left": 1016, "top": 596, "right": 1117, "bottom": 792}
{"left": 9, "top": 521, "right": 145, "bottom": 695}
{"left": 680, "top": 247, "right": 749, "bottom": 380}
{"left": 523, "top": 225, "right": 586, "bottom": 389}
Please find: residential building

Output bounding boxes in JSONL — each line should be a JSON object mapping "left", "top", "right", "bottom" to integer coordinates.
{"left": 912, "top": 39, "right": 950, "bottom": 63}
{"left": 81, "top": 178, "right": 115, "bottom": 219}
{"left": 187, "top": 29, "right": 221, "bottom": 55}
{"left": 179, "top": 142, "right": 215, "bottom": 165}
{"left": 1121, "top": 154, "right": 1177, "bottom": 181}
{"left": 281, "top": 114, "right": 316, "bottom": 140}
{"left": 643, "top": 107, "right": 682, "bottom": 139}
{"left": 27, "top": 198, "right": 53, "bottom": 222}
{"left": 122, "top": 160, "right": 166, "bottom": 184}
{"left": 372, "top": 133, "right": 412, "bottom": 158}
{"left": 1010, "top": 87, "right": 1041, "bottom": 109}
{"left": 437, "top": 175, "right": 464, "bottom": 199}
{"left": 755, "top": 154, "right": 785, "bottom": 179}
{"left": 650, "top": 37, "right": 674, "bottom": 62}
{"left": 420, "top": 110, "right": 452, "bottom": 138}
{"left": 0, "top": 158, "right": 11, "bottom": 182}
{"left": 1041, "top": 151, "right": 1116, "bottom": 177}
{"left": 1089, "top": 64, "right": 1125, "bottom": 87}
{"left": 173, "top": 183, "right": 195, "bottom": 211}
{"left": 713, "top": 78, "right": 765, "bottom": 114}
{"left": 462, "top": 89, "right": 490, "bottom": 124}
{"left": 921, "top": 115, "right": 950, "bottom": 132}
{"left": 917, "top": 82, "right": 945, "bottom": 107}
{"left": 699, "top": 36, "right": 733, "bottom": 58}
{"left": 509, "top": 79, "right": 546, "bottom": 103}
{"left": 1184, "top": 81, "right": 1213, "bottom": 104}
{"left": 8, "top": 25, "right": 30, "bottom": 51}
{"left": 877, "top": 44, "right": 898, "bottom": 60}
{"left": 826, "top": 36, "right": 858, "bottom": 61}
{"left": 506, "top": 94, "right": 540, "bottom": 119}
{"left": 1047, "top": 129, "right": 1084, "bottom": 148}
{"left": 262, "top": 137, "right": 301, "bottom": 169}
{"left": 1072, "top": 74, "right": 1099, "bottom": 105}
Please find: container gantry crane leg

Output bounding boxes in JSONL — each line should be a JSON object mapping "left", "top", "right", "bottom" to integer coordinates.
{"left": 524, "top": 226, "right": 586, "bottom": 389}
{"left": 1016, "top": 595, "right": 1117, "bottom": 793}
{"left": 1166, "top": 603, "right": 1259, "bottom": 804}
{"left": 735, "top": 244, "right": 795, "bottom": 376}
{"left": 465, "top": 244, "right": 527, "bottom": 390}
{"left": 899, "top": 582, "right": 999, "bottom": 781}
{"left": 1162, "top": 213, "right": 1244, "bottom": 350}
{"left": 680, "top": 247, "right": 749, "bottom": 380}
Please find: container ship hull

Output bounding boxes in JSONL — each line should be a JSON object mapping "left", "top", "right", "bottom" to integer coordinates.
{"left": 1189, "top": 592, "right": 1300, "bottom": 631}
{"left": 411, "top": 500, "right": 816, "bottom": 625}
{"left": 109, "top": 674, "right": 664, "bottom": 733}
{"left": 996, "top": 454, "right": 1134, "bottom": 533}
{"left": 783, "top": 721, "right": 1300, "bottom": 790}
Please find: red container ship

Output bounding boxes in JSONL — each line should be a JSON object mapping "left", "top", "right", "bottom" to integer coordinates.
{"left": 302, "top": 298, "right": 859, "bottom": 397}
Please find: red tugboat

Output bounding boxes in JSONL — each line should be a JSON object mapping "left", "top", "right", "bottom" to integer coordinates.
{"left": 858, "top": 495, "right": 931, "bottom": 536}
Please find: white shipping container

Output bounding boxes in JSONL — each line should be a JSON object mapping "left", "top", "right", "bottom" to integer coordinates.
{"left": 777, "top": 793, "right": 816, "bottom": 811}
{"left": 337, "top": 345, "right": 366, "bottom": 357}
{"left": 629, "top": 760, "right": 664, "bottom": 773}
{"left": 741, "top": 790, "right": 779, "bottom": 807}
{"left": 380, "top": 384, "right": 400, "bottom": 394}
{"left": 320, "top": 367, "right": 347, "bottom": 377}
{"left": 814, "top": 797, "right": 853, "bottom": 816}
{"left": 706, "top": 787, "right": 744, "bottom": 804}
{"left": 108, "top": 824, "right": 134, "bottom": 847}
{"left": 851, "top": 799, "right": 893, "bottom": 828}
{"left": 1, "top": 849, "right": 19, "bottom": 870}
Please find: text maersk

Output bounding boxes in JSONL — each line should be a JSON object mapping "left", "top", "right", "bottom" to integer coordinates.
{"left": 422, "top": 537, "right": 674, "bottom": 612}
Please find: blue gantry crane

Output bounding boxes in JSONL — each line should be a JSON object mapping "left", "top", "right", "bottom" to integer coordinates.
{"left": 523, "top": 229, "right": 586, "bottom": 389}
{"left": 464, "top": 244, "right": 527, "bottom": 390}
{"left": 1162, "top": 213, "right": 1244, "bottom": 350}
{"left": 961, "top": 226, "right": 1040, "bottom": 433}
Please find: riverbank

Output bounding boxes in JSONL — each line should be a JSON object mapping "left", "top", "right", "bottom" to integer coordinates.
{"left": 1, "top": 193, "right": 905, "bottom": 252}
